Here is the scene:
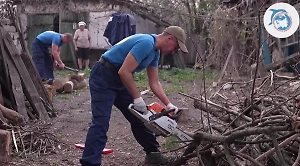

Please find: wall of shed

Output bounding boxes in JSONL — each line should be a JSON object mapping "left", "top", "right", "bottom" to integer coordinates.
{"left": 88, "top": 9, "right": 157, "bottom": 49}
{"left": 17, "top": 2, "right": 158, "bottom": 67}
{"left": 18, "top": 3, "right": 158, "bottom": 49}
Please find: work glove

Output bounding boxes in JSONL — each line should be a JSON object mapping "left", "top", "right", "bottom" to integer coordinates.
{"left": 167, "top": 103, "right": 179, "bottom": 114}
{"left": 133, "top": 97, "right": 148, "bottom": 115}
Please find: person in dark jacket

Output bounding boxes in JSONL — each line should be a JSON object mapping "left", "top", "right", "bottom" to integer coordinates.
{"left": 80, "top": 26, "right": 188, "bottom": 166}
{"left": 32, "top": 31, "right": 73, "bottom": 83}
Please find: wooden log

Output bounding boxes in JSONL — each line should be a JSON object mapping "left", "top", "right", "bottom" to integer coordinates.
{"left": 0, "top": 109, "right": 7, "bottom": 126}
{"left": 0, "top": 129, "right": 12, "bottom": 163}
{"left": 70, "top": 79, "right": 88, "bottom": 90}
{"left": 1, "top": 29, "right": 49, "bottom": 120}
{"left": 0, "top": 103, "right": 24, "bottom": 125}
{"left": 44, "top": 84, "right": 56, "bottom": 100}
{"left": 63, "top": 81, "right": 74, "bottom": 93}
{"left": 67, "top": 73, "right": 86, "bottom": 82}
{"left": 52, "top": 79, "right": 64, "bottom": 93}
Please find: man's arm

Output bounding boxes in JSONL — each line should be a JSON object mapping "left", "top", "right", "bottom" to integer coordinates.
{"left": 118, "top": 53, "right": 140, "bottom": 99}
{"left": 52, "top": 43, "right": 63, "bottom": 65}
{"left": 146, "top": 66, "right": 170, "bottom": 106}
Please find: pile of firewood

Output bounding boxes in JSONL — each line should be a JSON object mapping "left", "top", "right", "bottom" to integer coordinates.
{"left": 0, "top": 26, "right": 54, "bottom": 163}
{"left": 170, "top": 74, "right": 300, "bottom": 166}
{"left": 44, "top": 73, "right": 88, "bottom": 99}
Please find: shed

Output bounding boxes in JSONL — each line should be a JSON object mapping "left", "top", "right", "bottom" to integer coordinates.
{"left": 14, "top": 0, "right": 171, "bottom": 67}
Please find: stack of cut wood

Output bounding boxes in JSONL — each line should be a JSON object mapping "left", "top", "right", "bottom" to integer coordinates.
{"left": 0, "top": 26, "right": 55, "bottom": 162}
{"left": 63, "top": 73, "right": 88, "bottom": 93}
{"left": 46, "top": 73, "right": 87, "bottom": 96}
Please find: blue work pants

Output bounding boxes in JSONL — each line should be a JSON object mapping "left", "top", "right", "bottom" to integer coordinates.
{"left": 32, "top": 38, "right": 54, "bottom": 80}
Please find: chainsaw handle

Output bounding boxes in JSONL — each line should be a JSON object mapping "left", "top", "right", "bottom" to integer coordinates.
{"left": 128, "top": 103, "right": 145, "bottom": 115}
{"left": 149, "top": 109, "right": 176, "bottom": 121}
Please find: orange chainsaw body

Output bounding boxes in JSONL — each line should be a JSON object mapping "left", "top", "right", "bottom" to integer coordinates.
{"left": 147, "top": 102, "right": 172, "bottom": 116}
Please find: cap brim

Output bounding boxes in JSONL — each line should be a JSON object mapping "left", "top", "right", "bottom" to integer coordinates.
{"left": 178, "top": 40, "right": 188, "bottom": 53}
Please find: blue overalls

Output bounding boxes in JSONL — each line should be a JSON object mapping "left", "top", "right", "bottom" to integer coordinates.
{"left": 32, "top": 38, "right": 54, "bottom": 81}
{"left": 80, "top": 58, "right": 160, "bottom": 166}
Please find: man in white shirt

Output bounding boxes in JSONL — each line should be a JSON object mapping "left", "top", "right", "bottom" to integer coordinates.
{"left": 73, "top": 21, "right": 91, "bottom": 70}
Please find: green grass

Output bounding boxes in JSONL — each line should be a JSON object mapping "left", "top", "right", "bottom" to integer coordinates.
{"left": 57, "top": 94, "right": 70, "bottom": 99}
{"left": 54, "top": 68, "right": 91, "bottom": 78}
{"left": 162, "top": 136, "right": 179, "bottom": 150}
{"left": 134, "top": 68, "right": 217, "bottom": 94}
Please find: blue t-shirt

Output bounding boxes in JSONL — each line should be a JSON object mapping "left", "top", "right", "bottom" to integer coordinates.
{"left": 36, "top": 31, "right": 63, "bottom": 47}
{"left": 102, "top": 34, "right": 160, "bottom": 72}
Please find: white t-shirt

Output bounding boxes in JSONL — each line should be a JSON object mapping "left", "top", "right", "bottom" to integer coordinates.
{"left": 74, "top": 29, "right": 90, "bottom": 48}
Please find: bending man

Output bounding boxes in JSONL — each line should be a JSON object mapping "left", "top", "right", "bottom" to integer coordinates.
{"left": 32, "top": 31, "right": 73, "bottom": 83}
{"left": 80, "top": 26, "right": 188, "bottom": 166}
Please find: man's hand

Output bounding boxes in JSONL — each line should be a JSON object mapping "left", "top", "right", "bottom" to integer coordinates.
{"left": 133, "top": 97, "right": 148, "bottom": 115}
{"left": 75, "top": 47, "right": 78, "bottom": 51}
{"left": 166, "top": 103, "right": 179, "bottom": 114}
{"left": 53, "top": 60, "right": 58, "bottom": 67}
{"left": 57, "top": 62, "right": 65, "bottom": 70}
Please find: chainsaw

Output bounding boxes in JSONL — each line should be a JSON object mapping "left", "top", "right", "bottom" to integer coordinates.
{"left": 128, "top": 102, "right": 193, "bottom": 142}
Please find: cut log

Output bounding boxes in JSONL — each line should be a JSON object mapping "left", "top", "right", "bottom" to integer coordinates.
{"left": 44, "top": 84, "right": 56, "bottom": 100}
{"left": 0, "top": 103, "right": 24, "bottom": 125}
{"left": 0, "top": 129, "right": 11, "bottom": 163}
{"left": 52, "top": 79, "right": 64, "bottom": 93}
{"left": 67, "top": 73, "right": 86, "bottom": 82}
{"left": 70, "top": 79, "right": 88, "bottom": 90}
{"left": 63, "top": 81, "right": 74, "bottom": 93}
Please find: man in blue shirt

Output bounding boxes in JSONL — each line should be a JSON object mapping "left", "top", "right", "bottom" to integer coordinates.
{"left": 32, "top": 31, "right": 73, "bottom": 83}
{"left": 80, "top": 26, "right": 188, "bottom": 166}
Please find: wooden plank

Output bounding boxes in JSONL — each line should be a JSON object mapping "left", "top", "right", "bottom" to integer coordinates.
{"left": 0, "top": 85, "right": 3, "bottom": 105}
{"left": 0, "top": 28, "right": 49, "bottom": 120}
{"left": 20, "top": 52, "right": 55, "bottom": 112}
{"left": 1, "top": 49, "right": 29, "bottom": 121}
{"left": 10, "top": 6, "right": 55, "bottom": 112}
{"left": 0, "top": 32, "right": 28, "bottom": 121}
{"left": 0, "top": 50, "right": 16, "bottom": 112}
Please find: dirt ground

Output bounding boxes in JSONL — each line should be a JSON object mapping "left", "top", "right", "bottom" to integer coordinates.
{"left": 7, "top": 76, "right": 203, "bottom": 166}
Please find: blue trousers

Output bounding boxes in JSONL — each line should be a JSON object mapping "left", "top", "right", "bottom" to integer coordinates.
{"left": 80, "top": 61, "right": 159, "bottom": 166}
{"left": 32, "top": 38, "right": 54, "bottom": 80}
